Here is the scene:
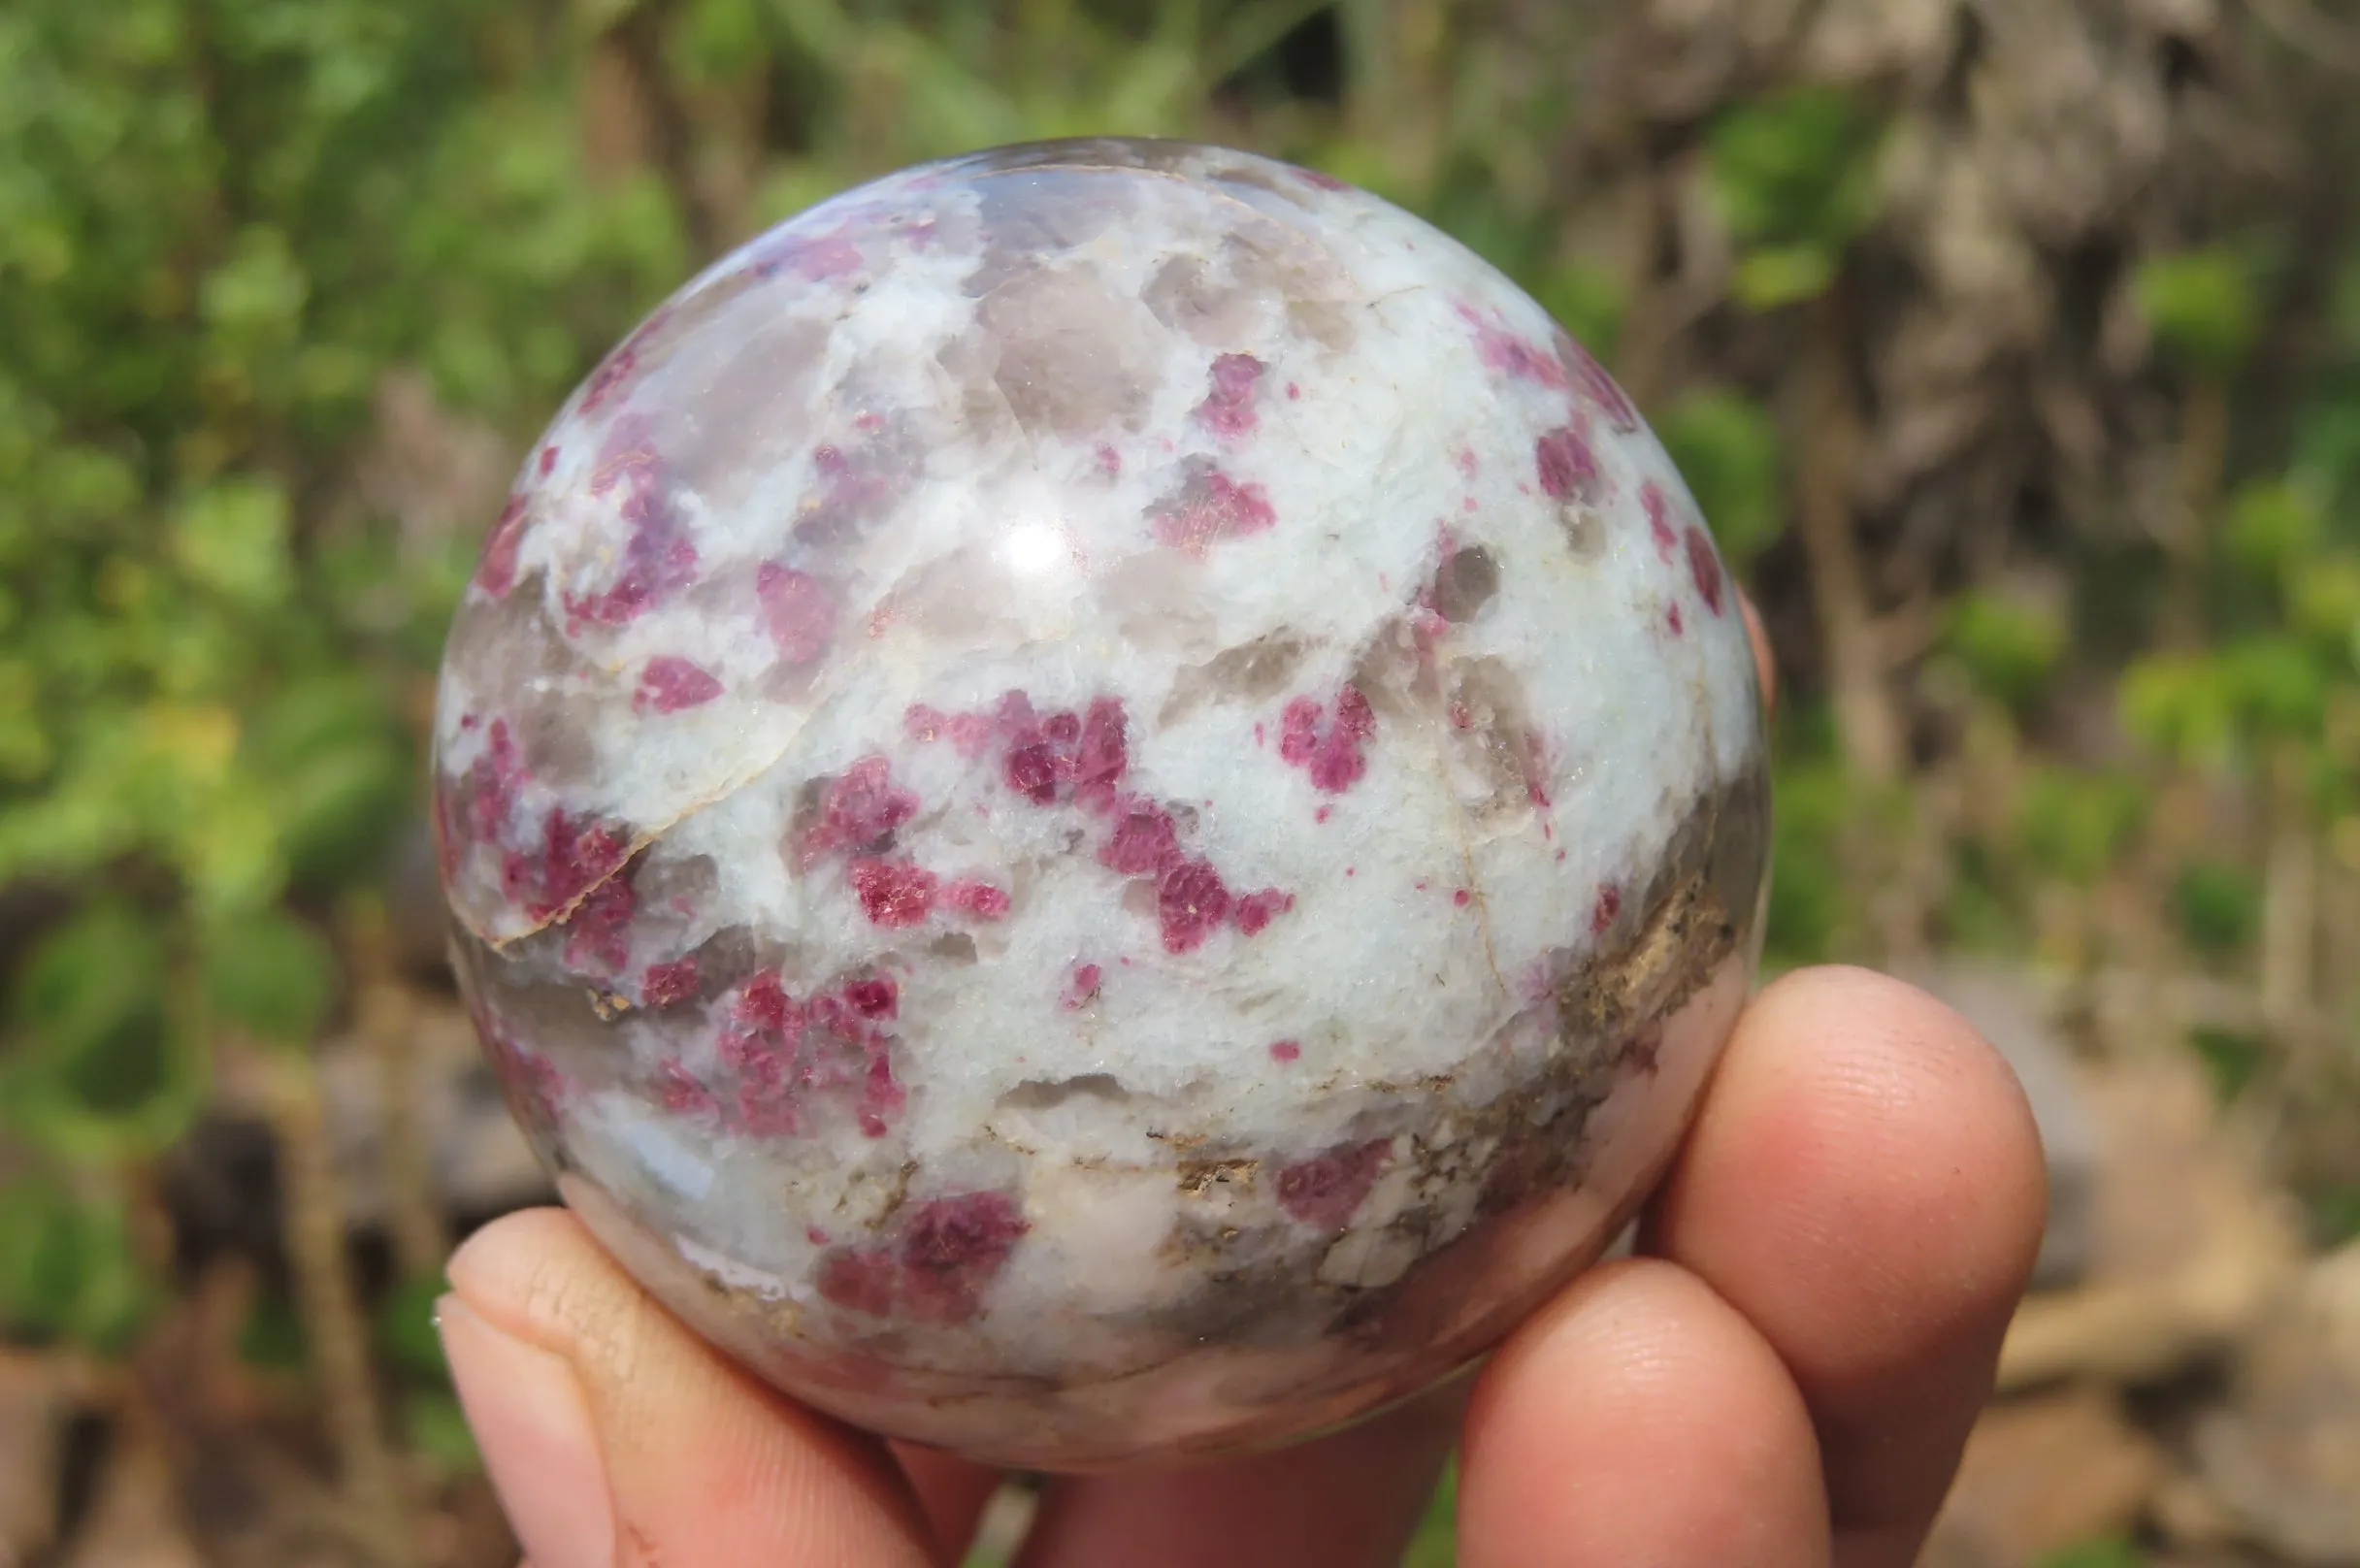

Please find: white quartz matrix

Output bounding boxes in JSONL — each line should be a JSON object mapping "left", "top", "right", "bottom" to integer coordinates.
{"left": 434, "top": 138, "right": 1769, "bottom": 1470}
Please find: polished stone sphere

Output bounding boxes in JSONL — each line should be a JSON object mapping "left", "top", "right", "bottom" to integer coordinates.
{"left": 433, "top": 138, "right": 1768, "bottom": 1471}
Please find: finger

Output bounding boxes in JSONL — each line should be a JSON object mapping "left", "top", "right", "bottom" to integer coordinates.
{"left": 1458, "top": 1257, "right": 1829, "bottom": 1567}
{"left": 1738, "top": 588, "right": 1778, "bottom": 721}
{"left": 1014, "top": 1382, "right": 1462, "bottom": 1568}
{"left": 1640, "top": 966, "right": 2046, "bottom": 1568}
{"left": 442, "top": 1207, "right": 940, "bottom": 1568}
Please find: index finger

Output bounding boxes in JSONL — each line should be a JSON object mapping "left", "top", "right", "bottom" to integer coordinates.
{"left": 442, "top": 1205, "right": 948, "bottom": 1567}
{"left": 1639, "top": 965, "right": 2047, "bottom": 1567}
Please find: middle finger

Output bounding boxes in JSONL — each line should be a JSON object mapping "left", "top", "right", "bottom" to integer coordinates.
{"left": 1013, "top": 1382, "right": 1462, "bottom": 1568}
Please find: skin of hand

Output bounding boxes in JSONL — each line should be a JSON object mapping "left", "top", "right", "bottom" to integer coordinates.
{"left": 434, "top": 600, "right": 2048, "bottom": 1568}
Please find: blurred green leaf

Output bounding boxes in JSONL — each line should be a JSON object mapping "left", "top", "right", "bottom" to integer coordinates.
{"left": 2332, "top": 254, "right": 2360, "bottom": 351}
{"left": 2293, "top": 379, "right": 2360, "bottom": 510}
{"left": 403, "top": 1388, "right": 483, "bottom": 1477}
{"left": 2290, "top": 555, "right": 2360, "bottom": 656}
{"left": 671, "top": 0, "right": 768, "bottom": 87}
{"left": 1944, "top": 589, "right": 2067, "bottom": 709}
{"left": 247, "top": 675, "right": 411, "bottom": 888}
{"left": 2224, "top": 478, "right": 2323, "bottom": 579}
{"left": 1707, "top": 84, "right": 1884, "bottom": 309}
{"left": 2189, "top": 1025, "right": 2266, "bottom": 1106}
{"left": 2016, "top": 768, "right": 2147, "bottom": 887}
{"left": 2313, "top": 1184, "right": 2360, "bottom": 1247}
{"left": 200, "top": 225, "right": 310, "bottom": 349}
{"left": 171, "top": 479, "right": 295, "bottom": 608}
{"left": 237, "top": 1290, "right": 310, "bottom": 1371}
{"left": 1761, "top": 739, "right": 1913, "bottom": 964}
{"left": 11, "top": 903, "right": 166, "bottom": 1064}
{"left": 1731, "top": 244, "right": 1839, "bottom": 311}
{"left": 1658, "top": 389, "right": 1785, "bottom": 566}
{"left": 1766, "top": 763, "right": 1846, "bottom": 963}
{"left": 2221, "top": 636, "right": 2329, "bottom": 736}
{"left": 1941, "top": 838, "right": 2024, "bottom": 953}
{"left": 2136, "top": 248, "right": 2262, "bottom": 376}
{"left": 2121, "top": 653, "right": 2238, "bottom": 768}
{"left": 377, "top": 1275, "right": 452, "bottom": 1380}
{"left": 3, "top": 902, "right": 199, "bottom": 1153}
{"left": 2173, "top": 859, "right": 2261, "bottom": 955}
{"left": 1532, "top": 261, "right": 1625, "bottom": 369}
{"left": 2035, "top": 1536, "right": 2146, "bottom": 1568}
{"left": 0, "top": 1182, "right": 153, "bottom": 1353}
{"left": 201, "top": 908, "right": 337, "bottom": 1048}
{"left": 1401, "top": 1454, "right": 1457, "bottom": 1568}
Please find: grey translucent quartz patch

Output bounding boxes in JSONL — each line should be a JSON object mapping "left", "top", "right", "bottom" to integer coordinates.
{"left": 432, "top": 137, "right": 1769, "bottom": 1470}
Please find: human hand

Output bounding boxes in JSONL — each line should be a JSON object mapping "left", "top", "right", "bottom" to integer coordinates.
{"left": 433, "top": 609, "right": 2047, "bottom": 1568}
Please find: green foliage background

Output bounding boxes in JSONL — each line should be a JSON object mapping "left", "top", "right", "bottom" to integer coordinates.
{"left": 3, "top": 1, "right": 2359, "bottom": 1562}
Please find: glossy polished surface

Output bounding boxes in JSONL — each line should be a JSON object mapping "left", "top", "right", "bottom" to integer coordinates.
{"left": 433, "top": 138, "right": 1769, "bottom": 1470}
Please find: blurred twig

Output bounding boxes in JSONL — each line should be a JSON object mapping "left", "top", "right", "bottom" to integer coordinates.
{"left": 346, "top": 901, "right": 445, "bottom": 1284}
{"left": 254, "top": 1039, "right": 417, "bottom": 1568}
{"left": 1794, "top": 283, "right": 1905, "bottom": 781}
{"left": 2162, "top": 373, "right": 2230, "bottom": 649}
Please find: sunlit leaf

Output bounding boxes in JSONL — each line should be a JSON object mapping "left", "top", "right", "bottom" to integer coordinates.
{"left": 199, "top": 225, "right": 309, "bottom": 347}
{"left": 1731, "top": 244, "right": 1838, "bottom": 310}
{"left": 2221, "top": 635, "right": 2328, "bottom": 736}
{"left": 2120, "top": 653, "right": 2238, "bottom": 768}
{"left": 2224, "top": 477, "right": 2323, "bottom": 578}
{"left": 179, "top": 787, "right": 290, "bottom": 917}
{"left": 2136, "top": 248, "right": 2261, "bottom": 376}
{"left": 2289, "top": 554, "right": 2360, "bottom": 658}
{"left": 1707, "top": 85, "right": 1885, "bottom": 265}
{"left": 171, "top": 479, "right": 295, "bottom": 607}
{"left": 1943, "top": 589, "right": 2067, "bottom": 709}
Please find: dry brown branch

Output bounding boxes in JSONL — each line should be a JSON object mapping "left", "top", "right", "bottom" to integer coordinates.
{"left": 257, "top": 1042, "right": 417, "bottom": 1568}
{"left": 2260, "top": 749, "right": 2320, "bottom": 1045}
{"left": 1795, "top": 285, "right": 1906, "bottom": 780}
{"left": 344, "top": 903, "right": 445, "bottom": 1284}
{"left": 1998, "top": 1237, "right": 2297, "bottom": 1392}
{"left": 2161, "top": 375, "right": 2230, "bottom": 649}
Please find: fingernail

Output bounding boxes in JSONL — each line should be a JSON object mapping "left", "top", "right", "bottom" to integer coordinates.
{"left": 438, "top": 1292, "right": 616, "bottom": 1568}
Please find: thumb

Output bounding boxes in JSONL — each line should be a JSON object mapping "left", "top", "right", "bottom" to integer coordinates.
{"left": 438, "top": 1205, "right": 939, "bottom": 1568}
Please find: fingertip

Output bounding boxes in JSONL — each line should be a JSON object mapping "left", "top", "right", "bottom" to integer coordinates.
{"left": 1682, "top": 964, "right": 2049, "bottom": 1334}
{"left": 444, "top": 1205, "right": 937, "bottom": 1568}
{"left": 1015, "top": 1383, "right": 1461, "bottom": 1568}
{"left": 1738, "top": 589, "right": 1777, "bottom": 721}
{"left": 438, "top": 1290, "right": 613, "bottom": 1568}
{"left": 1460, "top": 1258, "right": 1828, "bottom": 1568}
{"left": 1649, "top": 964, "right": 2047, "bottom": 1555}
